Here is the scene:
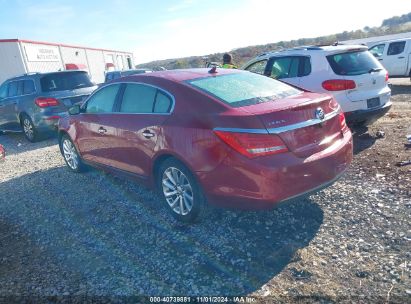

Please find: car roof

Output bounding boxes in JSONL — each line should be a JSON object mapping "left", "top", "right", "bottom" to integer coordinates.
{"left": 107, "top": 68, "right": 151, "bottom": 74}
{"left": 368, "top": 37, "right": 411, "bottom": 45}
{"left": 256, "top": 44, "right": 368, "bottom": 58}
{"left": 7, "top": 70, "right": 88, "bottom": 81}
{"left": 124, "top": 68, "right": 241, "bottom": 83}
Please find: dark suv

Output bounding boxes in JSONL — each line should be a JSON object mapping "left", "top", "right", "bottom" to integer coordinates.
{"left": 0, "top": 71, "right": 97, "bottom": 142}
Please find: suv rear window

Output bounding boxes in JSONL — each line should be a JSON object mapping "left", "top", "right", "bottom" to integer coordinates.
{"left": 188, "top": 72, "right": 300, "bottom": 107}
{"left": 40, "top": 72, "right": 94, "bottom": 92}
{"left": 326, "top": 50, "right": 380, "bottom": 76}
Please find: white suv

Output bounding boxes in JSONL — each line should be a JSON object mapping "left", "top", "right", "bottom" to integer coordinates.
{"left": 242, "top": 44, "right": 392, "bottom": 126}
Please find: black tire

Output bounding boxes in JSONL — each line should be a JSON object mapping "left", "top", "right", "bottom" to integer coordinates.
{"left": 20, "top": 114, "right": 38, "bottom": 142}
{"left": 157, "top": 158, "right": 207, "bottom": 223}
{"left": 59, "top": 134, "right": 86, "bottom": 173}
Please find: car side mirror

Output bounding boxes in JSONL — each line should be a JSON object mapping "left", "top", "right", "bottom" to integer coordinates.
{"left": 68, "top": 104, "right": 81, "bottom": 115}
{"left": 372, "top": 53, "right": 380, "bottom": 58}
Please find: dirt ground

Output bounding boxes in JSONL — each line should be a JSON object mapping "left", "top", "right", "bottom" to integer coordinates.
{"left": 354, "top": 78, "right": 411, "bottom": 193}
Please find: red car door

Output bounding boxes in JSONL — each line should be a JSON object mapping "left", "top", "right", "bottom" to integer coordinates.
{"left": 76, "top": 83, "right": 122, "bottom": 165}
{"left": 86, "top": 83, "right": 172, "bottom": 177}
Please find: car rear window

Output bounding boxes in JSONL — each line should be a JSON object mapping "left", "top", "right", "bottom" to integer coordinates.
{"left": 40, "top": 72, "right": 94, "bottom": 92}
{"left": 326, "top": 50, "right": 380, "bottom": 76}
{"left": 187, "top": 72, "right": 300, "bottom": 107}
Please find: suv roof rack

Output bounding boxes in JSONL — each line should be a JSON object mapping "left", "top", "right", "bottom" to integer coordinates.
{"left": 256, "top": 41, "right": 351, "bottom": 57}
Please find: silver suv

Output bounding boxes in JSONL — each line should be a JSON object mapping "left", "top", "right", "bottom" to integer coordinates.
{"left": 0, "top": 71, "right": 97, "bottom": 142}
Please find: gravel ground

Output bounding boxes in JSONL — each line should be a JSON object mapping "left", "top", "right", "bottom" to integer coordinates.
{"left": 0, "top": 79, "right": 410, "bottom": 303}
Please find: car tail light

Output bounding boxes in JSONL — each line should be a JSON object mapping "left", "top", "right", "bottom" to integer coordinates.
{"left": 385, "top": 72, "right": 389, "bottom": 82}
{"left": 322, "top": 79, "right": 356, "bottom": 91}
{"left": 339, "top": 112, "right": 349, "bottom": 133}
{"left": 35, "top": 97, "right": 59, "bottom": 108}
{"left": 214, "top": 130, "right": 289, "bottom": 158}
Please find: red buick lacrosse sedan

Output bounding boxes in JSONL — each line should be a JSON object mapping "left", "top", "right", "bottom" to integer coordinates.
{"left": 58, "top": 68, "right": 353, "bottom": 222}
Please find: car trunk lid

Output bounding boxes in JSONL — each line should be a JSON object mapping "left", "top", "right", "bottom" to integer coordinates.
{"left": 239, "top": 92, "right": 343, "bottom": 158}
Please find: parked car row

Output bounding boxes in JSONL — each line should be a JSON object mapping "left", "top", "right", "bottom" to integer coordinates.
{"left": 1, "top": 43, "right": 395, "bottom": 223}
{"left": 0, "top": 68, "right": 153, "bottom": 142}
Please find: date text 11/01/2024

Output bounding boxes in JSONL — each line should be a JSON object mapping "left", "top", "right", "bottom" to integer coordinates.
{"left": 149, "top": 296, "right": 256, "bottom": 303}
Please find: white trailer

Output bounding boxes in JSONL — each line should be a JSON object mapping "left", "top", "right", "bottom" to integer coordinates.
{"left": 0, "top": 39, "right": 135, "bottom": 84}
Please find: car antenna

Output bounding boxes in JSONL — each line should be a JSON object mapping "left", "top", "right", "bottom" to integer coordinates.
{"left": 208, "top": 65, "right": 218, "bottom": 74}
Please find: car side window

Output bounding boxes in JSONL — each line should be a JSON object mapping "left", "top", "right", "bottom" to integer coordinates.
{"left": 269, "top": 57, "right": 300, "bottom": 79}
{"left": 299, "top": 57, "right": 311, "bottom": 77}
{"left": 0, "top": 83, "right": 8, "bottom": 100}
{"left": 369, "top": 44, "right": 385, "bottom": 57}
{"left": 120, "top": 83, "right": 156, "bottom": 113}
{"left": 7, "top": 81, "right": 18, "bottom": 97}
{"left": 154, "top": 91, "right": 172, "bottom": 113}
{"left": 85, "top": 84, "right": 120, "bottom": 113}
{"left": 16, "top": 81, "right": 24, "bottom": 96}
{"left": 23, "top": 80, "right": 35, "bottom": 95}
{"left": 245, "top": 60, "right": 267, "bottom": 75}
{"left": 387, "top": 41, "right": 406, "bottom": 56}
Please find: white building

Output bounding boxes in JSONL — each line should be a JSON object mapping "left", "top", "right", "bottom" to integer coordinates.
{"left": 0, "top": 39, "right": 135, "bottom": 84}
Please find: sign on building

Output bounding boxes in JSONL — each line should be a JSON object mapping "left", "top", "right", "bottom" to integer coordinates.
{"left": 24, "top": 44, "right": 61, "bottom": 62}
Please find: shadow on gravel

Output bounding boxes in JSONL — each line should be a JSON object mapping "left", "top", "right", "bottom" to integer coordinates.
{"left": 0, "top": 166, "right": 323, "bottom": 296}
{"left": 390, "top": 82, "right": 411, "bottom": 96}
{"left": 0, "top": 133, "right": 58, "bottom": 156}
{"left": 352, "top": 126, "right": 376, "bottom": 155}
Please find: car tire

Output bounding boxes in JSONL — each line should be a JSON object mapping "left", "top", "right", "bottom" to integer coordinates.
{"left": 157, "top": 158, "right": 208, "bottom": 223}
{"left": 60, "top": 134, "right": 86, "bottom": 173}
{"left": 21, "top": 114, "right": 38, "bottom": 142}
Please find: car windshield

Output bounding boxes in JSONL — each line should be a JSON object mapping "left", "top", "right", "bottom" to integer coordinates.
{"left": 326, "top": 50, "right": 381, "bottom": 76}
{"left": 40, "top": 71, "right": 94, "bottom": 92}
{"left": 187, "top": 72, "right": 301, "bottom": 107}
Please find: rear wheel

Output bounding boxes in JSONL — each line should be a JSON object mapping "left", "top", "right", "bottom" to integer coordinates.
{"left": 21, "top": 114, "right": 38, "bottom": 142}
{"left": 60, "top": 134, "right": 86, "bottom": 172}
{"left": 157, "top": 158, "right": 207, "bottom": 223}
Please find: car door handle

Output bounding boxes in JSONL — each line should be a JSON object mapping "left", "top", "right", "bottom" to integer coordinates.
{"left": 98, "top": 127, "right": 107, "bottom": 134}
{"left": 142, "top": 130, "right": 155, "bottom": 138}
{"left": 378, "top": 58, "right": 383, "bottom": 61}
{"left": 398, "top": 56, "right": 405, "bottom": 59}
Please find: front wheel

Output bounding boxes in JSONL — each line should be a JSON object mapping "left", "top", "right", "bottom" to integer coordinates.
{"left": 157, "top": 158, "right": 207, "bottom": 223}
{"left": 60, "top": 134, "right": 86, "bottom": 172}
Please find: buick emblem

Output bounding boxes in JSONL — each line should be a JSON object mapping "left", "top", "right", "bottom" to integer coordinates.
{"left": 315, "top": 107, "right": 325, "bottom": 120}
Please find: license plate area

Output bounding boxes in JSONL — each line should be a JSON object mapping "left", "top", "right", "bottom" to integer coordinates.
{"left": 367, "top": 97, "right": 380, "bottom": 109}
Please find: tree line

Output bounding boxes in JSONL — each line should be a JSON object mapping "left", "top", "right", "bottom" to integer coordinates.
{"left": 137, "top": 12, "right": 411, "bottom": 70}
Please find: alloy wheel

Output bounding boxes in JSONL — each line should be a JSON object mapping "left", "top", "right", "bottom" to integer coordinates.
{"left": 23, "top": 118, "right": 34, "bottom": 140}
{"left": 62, "top": 139, "right": 79, "bottom": 170}
{"left": 162, "top": 167, "right": 194, "bottom": 216}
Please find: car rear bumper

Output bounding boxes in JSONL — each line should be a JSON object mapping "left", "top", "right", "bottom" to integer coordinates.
{"left": 33, "top": 112, "right": 66, "bottom": 133}
{"left": 345, "top": 101, "right": 392, "bottom": 125}
{"left": 197, "top": 130, "right": 353, "bottom": 209}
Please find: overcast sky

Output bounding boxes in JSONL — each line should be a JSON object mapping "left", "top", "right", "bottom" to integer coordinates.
{"left": 1, "top": 0, "right": 411, "bottom": 63}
